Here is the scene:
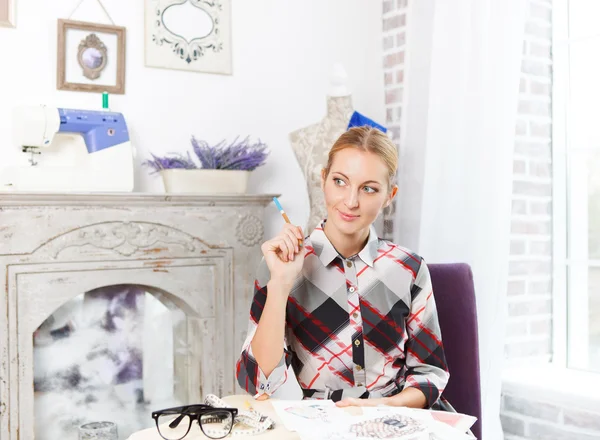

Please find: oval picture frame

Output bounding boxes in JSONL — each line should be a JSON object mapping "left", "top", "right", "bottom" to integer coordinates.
{"left": 77, "top": 33, "right": 108, "bottom": 80}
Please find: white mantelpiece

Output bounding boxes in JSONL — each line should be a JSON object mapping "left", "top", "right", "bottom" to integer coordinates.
{"left": 0, "top": 192, "right": 275, "bottom": 440}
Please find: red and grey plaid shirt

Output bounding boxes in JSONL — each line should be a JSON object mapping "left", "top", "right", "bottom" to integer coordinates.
{"left": 236, "top": 220, "right": 450, "bottom": 408}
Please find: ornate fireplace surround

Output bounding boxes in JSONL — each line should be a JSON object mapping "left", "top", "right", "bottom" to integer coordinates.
{"left": 0, "top": 192, "right": 274, "bottom": 440}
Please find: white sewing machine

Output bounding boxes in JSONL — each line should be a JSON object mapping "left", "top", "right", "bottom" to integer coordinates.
{"left": 0, "top": 105, "right": 134, "bottom": 192}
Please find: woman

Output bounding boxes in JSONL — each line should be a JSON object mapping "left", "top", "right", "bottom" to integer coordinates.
{"left": 236, "top": 126, "right": 451, "bottom": 410}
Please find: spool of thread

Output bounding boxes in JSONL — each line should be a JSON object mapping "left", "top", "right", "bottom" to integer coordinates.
{"left": 102, "top": 91, "right": 109, "bottom": 110}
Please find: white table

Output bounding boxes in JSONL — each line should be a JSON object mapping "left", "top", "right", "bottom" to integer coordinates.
{"left": 127, "top": 395, "right": 363, "bottom": 440}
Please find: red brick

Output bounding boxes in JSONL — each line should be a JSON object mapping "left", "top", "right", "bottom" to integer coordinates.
{"left": 525, "top": 21, "right": 551, "bottom": 40}
{"left": 385, "top": 87, "right": 403, "bottom": 105}
{"left": 529, "top": 121, "right": 552, "bottom": 138}
{"left": 512, "top": 199, "right": 527, "bottom": 215}
{"left": 529, "top": 41, "right": 551, "bottom": 59}
{"left": 514, "top": 141, "right": 551, "bottom": 158}
{"left": 507, "top": 297, "right": 552, "bottom": 315}
{"left": 383, "top": 36, "right": 394, "bottom": 51}
{"left": 396, "top": 70, "right": 404, "bottom": 84}
{"left": 513, "top": 160, "right": 527, "bottom": 175}
{"left": 529, "top": 200, "right": 552, "bottom": 215}
{"left": 385, "top": 72, "right": 393, "bottom": 86}
{"left": 383, "top": 0, "right": 394, "bottom": 14}
{"left": 507, "top": 279, "right": 527, "bottom": 296}
{"left": 506, "top": 320, "right": 529, "bottom": 338}
{"left": 522, "top": 60, "right": 551, "bottom": 76}
{"left": 529, "top": 161, "right": 552, "bottom": 178}
{"left": 518, "top": 100, "right": 551, "bottom": 117}
{"left": 511, "top": 219, "right": 552, "bottom": 235}
{"left": 384, "top": 51, "right": 405, "bottom": 68}
{"left": 389, "top": 126, "right": 401, "bottom": 141}
{"left": 383, "top": 14, "right": 406, "bottom": 31}
{"left": 396, "top": 32, "right": 406, "bottom": 47}
{"left": 530, "top": 80, "right": 551, "bottom": 95}
{"left": 529, "top": 318, "right": 552, "bottom": 335}
{"left": 520, "top": 77, "right": 528, "bottom": 93}
{"left": 530, "top": 3, "right": 552, "bottom": 23}
{"left": 516, "top": 119, "right": 528, "bottom": 136}
{"left": 528, "top": 279, "right": 552, "bottom": 295}
{"left": 529, "top": 240, "right": 552, "bottom": 256}
{"left": 511, "top": 240, "right": 527, "bottom": 254}
{"left": 513, "top": 180, "right": 552, "bottom": 197}
{"left": 396, "top": 106, "right": 402, "bottom": 120}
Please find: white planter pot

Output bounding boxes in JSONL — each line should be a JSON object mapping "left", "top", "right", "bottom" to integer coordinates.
{"left": 160, "top": 169, "right": 250, "bottom": 194}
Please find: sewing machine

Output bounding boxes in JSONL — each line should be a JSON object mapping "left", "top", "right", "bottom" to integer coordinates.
{"left": 0, "top": 105, "right": 134, "bottom": 192}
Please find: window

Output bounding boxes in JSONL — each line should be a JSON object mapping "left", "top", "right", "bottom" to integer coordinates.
{"left": 553, "top": 0, "right": 600, "bottom": 373}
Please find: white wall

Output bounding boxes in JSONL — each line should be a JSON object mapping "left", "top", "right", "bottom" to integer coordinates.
{"left": 0, "top": 0, "right": 384, "bottom": 238}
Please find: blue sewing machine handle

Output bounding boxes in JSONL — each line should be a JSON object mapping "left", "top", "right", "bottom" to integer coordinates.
{"left": 58, "top": 108, "right": 130, "bottom": 153}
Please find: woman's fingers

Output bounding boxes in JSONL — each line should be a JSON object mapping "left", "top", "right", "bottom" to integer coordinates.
{"left": 281, "top": 233, "right": 297, "bottom": 261}
{"left": 283, "top": 229, "right": 300, "bottom": 253}
{"left": 283, "top": 223, "right": 304, "bottom": 246}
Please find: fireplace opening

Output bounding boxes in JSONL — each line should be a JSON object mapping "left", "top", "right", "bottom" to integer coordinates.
{"left": 33, "top": 284, "right": 194, "bottom": 440}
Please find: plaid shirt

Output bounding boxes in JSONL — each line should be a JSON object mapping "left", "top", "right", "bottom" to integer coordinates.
{"left": 236, "top": 221, "right": 450, "bottom": 408}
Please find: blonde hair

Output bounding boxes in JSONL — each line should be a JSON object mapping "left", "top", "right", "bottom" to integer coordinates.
{"left": 323, "top": 126, "right": 398, "bottom": 189}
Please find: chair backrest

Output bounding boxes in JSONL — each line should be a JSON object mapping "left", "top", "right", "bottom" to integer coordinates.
{"left": 428, "top": 263, "right": 482, "bottom": 439}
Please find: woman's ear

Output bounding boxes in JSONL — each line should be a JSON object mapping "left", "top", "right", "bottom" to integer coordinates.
{"left": 321, "top": 168, "right": 327, "bottom": 192}
{"left": 384, "top": 185, "right": 399, "bottom": 208}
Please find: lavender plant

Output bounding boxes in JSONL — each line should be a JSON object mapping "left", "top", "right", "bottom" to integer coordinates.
{"left": 143, "top": 136, "right": 269, "bottom": 173}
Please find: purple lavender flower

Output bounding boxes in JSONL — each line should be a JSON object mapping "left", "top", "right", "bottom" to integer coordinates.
{"left": 142, "top": 152, "right": 197, "bottom": 173}
{"left": 143, "top": 136, "right": 269, "bottom": 174}
{"left": 192, "top": 136, "right": 269, "bottom": 171}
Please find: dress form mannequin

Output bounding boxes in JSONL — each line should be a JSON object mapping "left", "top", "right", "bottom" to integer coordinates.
{"left": 290, "top": 64, "right": 355, "bottom": 233}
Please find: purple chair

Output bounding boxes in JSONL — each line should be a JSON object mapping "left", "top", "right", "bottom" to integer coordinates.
{"left": 429, "top": 263, "right": 482, "bottom": 439}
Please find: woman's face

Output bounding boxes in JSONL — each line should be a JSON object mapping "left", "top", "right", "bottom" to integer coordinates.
{"left": 321, "top": 147, "right": 397, "bottom": 237}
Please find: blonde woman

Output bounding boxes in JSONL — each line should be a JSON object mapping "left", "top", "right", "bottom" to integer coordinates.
{"left": 236, "top": 126, "right": 453, "bottom": 411}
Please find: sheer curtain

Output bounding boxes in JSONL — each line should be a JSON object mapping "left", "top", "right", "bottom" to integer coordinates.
{"left": 396, "top": 1, "right": 527, "bottom": 438}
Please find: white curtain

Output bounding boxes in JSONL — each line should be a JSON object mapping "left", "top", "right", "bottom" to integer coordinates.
{"left": 396, "top": 1, "right": 527, "bottom": 438}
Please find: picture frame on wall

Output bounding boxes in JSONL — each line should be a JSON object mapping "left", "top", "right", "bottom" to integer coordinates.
{"left": 0, "top": 0, "right": 15, "bottom": 27}
{"left": 144, "top": 0, "right": 232, "bottom": 75}
{"left": 57, "top": 19, "right": 126, "bottom": 94}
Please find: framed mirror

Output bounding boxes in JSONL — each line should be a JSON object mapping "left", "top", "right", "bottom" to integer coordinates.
{"left": 145, "top": 0, "right": 232, "bottom": 75}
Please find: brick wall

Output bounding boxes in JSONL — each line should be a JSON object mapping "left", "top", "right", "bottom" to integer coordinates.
{"left": 381, "top": 0, "right": 407, "bottom": 240}
{"left": 501, "top": 392, "right": 600, "bottom": 440}
{"left": 505, "top": 0, "right": 553, "bottom": 362}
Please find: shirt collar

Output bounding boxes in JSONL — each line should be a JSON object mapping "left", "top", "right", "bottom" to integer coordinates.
{"left": 309, "top": 219, "right": 379, "bottom": 268}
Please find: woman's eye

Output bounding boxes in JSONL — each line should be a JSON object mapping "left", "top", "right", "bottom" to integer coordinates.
{"left": 363, "top": 186, "right": 378, "bottom": 194}
{"left": 334, "top": 178, "right": 346, "bottom": 186}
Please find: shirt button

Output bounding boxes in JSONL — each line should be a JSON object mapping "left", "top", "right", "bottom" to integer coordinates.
{"left": 355, "top": 365, "right": 362, "bottom": 371}
{"left": 357, "top": 383, "right": 364, "bottom": 387}
{"left": 349, "top": 286, "right": 356, "bottom": 293}
{"left": 346, "top": 261, "right": 352, "bottom": 268}
{"left": 354, "top": 339, "right": 361, "bottom": 346}
{"left": 352, "top": 312, "right": 359, "bottom": 319}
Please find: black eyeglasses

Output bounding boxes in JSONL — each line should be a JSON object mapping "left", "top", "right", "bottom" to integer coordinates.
{"left": 152, "top": 404, "right": 239, "bottom": 440}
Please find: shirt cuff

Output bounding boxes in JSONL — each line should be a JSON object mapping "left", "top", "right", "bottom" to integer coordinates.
{"left": 404, "top": 375, "right": 442, "bottom": 408}
{"left": 248, "top": 344, "right": 288, "bottom": 398}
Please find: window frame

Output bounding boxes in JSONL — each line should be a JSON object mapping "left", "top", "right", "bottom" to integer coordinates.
{"left": 552, "top": 0, "right": 600, "bottom": 371}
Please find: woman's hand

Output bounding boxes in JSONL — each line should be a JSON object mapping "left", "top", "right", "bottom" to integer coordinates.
{"left": 261, "top": 223, "right": 306, "bottom": 288}
{"left": 335, "top": 398, "right": 386, "bottom": 408}
{"left": 336, "top": 388, "right": 427, "bottom": 409}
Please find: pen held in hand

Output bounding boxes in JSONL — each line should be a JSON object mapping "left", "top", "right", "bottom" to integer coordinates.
{"left": 273, "top": 197, "right": 303, "bottom": 247}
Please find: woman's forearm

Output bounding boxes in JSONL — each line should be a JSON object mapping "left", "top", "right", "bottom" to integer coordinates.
{"left": 384, "top": 387, "right": 427, "bottom": 408}
{"left": 250, "top": 280, "right": 290, "bottom": 378}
